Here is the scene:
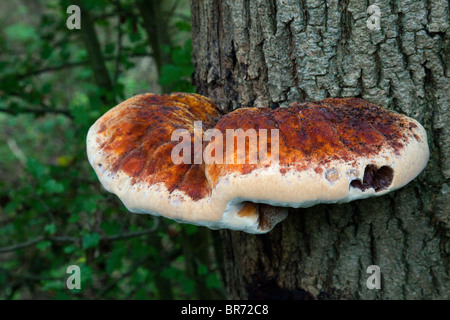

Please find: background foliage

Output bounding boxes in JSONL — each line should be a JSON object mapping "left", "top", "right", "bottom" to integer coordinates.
{"left": 0, "top": 0, "right": 225, "bottom": 299}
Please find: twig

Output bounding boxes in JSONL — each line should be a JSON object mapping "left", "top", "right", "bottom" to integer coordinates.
{"left": 107, "top": 218, "right": 160, "bottom": 241}
{"left": 15, "top": 53, "right": 149, "bottom": 80}
{"left": 0, "top": 224, "right": 160, "bottom": 254}
{"left": 106, "top": 227, "right": 159, "bottom": 242}
{"left": 16, "top": 61, "right": 88, "bottom": 79}
{"left": 106, "top": 0, "right": 140, "bottom": 24}
{"left": 0, "top": 106, "right": 73, "bottom": 119}
{"left": 6, "top": 138, "right": 27, "bottom": 167}
{"left": 95, "top": 255, "right": 151, "bottom": 299}
{"left": 0, "top": 91, "right": 73, "bottom": 119}
{"left": 0, "top": 236, "right": 46, "bottom": 254}
{"left": 0, "top": 266, "right": 60, "bottom": 282}
{"left": 95, "top": 245, "right": 182, "bottom": 299}
{"left": 163, "top": 0, "right": 181, "bottom": 27}
{"left": 113, "top": 13, "right": 124, "bottom": 85}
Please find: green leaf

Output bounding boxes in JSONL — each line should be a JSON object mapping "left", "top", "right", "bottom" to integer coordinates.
{"left": 205, "top": 273, "right": 222, "bottom": 289}
{"left": 5, "top": 23, "right": 38, "bottom": 41}
{"left": 81, "top": 232, "right": 101, "bottom": 250}
{"left": 69, "top": 103, "right": 89, "bottom": 127}
{"left": 26, "top": 157, "right": 47, "bottom": 179}
{"left": 175, "top": 20, "right": 191, "bottom": 32}
{"left": 4, "top": 200, "right": 22, "bottom": 214}
{"left": 43, "top": 179, "right": 65, "bottom": 194}
{"left": 82, "top": 196, "right": 98, "bottom": 214}
{"left": 68, "top": 214, "right": 80, "bottom": 223}
{"left": 0, "top": 74, "right": 21, "bottom": 92}
{"left": 197, "top": 264, "right": 208, "bottom": 276}
{"left": 106, "top": 247, "right": 126, "bottom": 274}
{"left": 36, "top": 240, "right": 52, "bottom": 251}
{"left": 183, "top": 224, "right": 198, "bottom": 235}
{"left": 181, "top": 278, "right": 196, "bottom": 295}
{"left": 44, "top": 223, "right": 57, "bottom": 235}
{"left": 41, "top": 83, "right": 52, "bottom": 94}
{"left": 42, "top": 280, "right": 63, "bottom": 291}
{"left": 63, "top": 245, "right": 77, "bottom": 254}
{"left": 40, "top": 42, "right": 53, "bottom": 60}
{"left": 80, "top": 264, "right": 93, "bottom": 283}
{"left": 161, "top": 266, "right": 179, "bottom": 279}
{"left": 104, "top": 43, "right": 115, "bottom": 55}
{"left": 100, "top": 221, "right": 120, "bottom": 236}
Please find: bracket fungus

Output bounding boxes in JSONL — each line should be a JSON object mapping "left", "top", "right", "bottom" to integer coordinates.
{"left": 86, "top": 93, "right": 429, "bottom": 234}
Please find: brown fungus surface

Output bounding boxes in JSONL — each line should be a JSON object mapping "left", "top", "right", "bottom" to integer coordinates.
{"left": 206, "top": 98, "right": 421, "bottom": 187}
{"left": 90, "top": 93, "right": 222, "bottom": 201}
{"left": 87, "top": 93, "right": 429, "bottom": 234}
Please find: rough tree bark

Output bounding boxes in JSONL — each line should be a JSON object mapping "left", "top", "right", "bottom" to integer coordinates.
{"left": 190, "top": 0, "right": 449, "bottom": 299}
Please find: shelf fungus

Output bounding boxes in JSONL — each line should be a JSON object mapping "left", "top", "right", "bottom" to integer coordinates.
{"left": 86, "top": 93, "right": 429, "bottom": 234}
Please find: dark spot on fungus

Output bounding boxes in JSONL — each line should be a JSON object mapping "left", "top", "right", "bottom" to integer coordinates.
{"left": 314, "top": 166, "right": 323, "bottom": 174}
{"left": 269, "top": 104, "right": 279, "bottom": 110}
{"left": 350, "top": 165, "right": 394, "bottom": 192}
{"left": 345, "top": 168, "right": 359, "bottom": 180}
{"left": 325, "top": 168, "right": 340, "bottom": 184}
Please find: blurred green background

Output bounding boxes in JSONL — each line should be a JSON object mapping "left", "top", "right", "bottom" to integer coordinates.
{"left": 0, "top": 0, "right": 225, "bottom": 299}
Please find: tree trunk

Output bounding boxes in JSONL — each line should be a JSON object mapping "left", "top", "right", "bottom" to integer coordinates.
{"left": 74, "top": 0, "right": 113, "bottom": 94}
{"left": 190, "top": 0, "right": 449, "bottom": 299}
